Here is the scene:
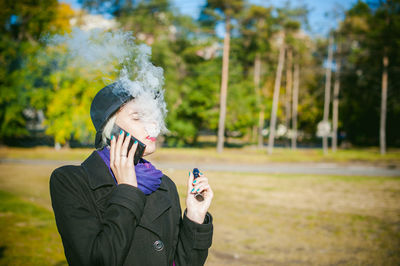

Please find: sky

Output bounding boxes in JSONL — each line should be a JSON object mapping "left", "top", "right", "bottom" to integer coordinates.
{"left": 62, "top": 0, "right": 359, "bottom": 37}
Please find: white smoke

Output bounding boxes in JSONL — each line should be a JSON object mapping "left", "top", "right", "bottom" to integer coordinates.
{"left": 46, "top": 28, "right": 168, "bottom": 138}
{"left": 48, "top": 28, "right": 134, "bottom": 69}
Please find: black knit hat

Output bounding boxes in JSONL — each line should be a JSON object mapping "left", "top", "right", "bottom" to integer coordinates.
{"left": 90, "top": 81, "right": 133, "bottom": 148}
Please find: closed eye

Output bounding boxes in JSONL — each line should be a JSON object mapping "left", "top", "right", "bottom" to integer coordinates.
{"left": 130, "top": 112, "right": 141, "bottom": 120}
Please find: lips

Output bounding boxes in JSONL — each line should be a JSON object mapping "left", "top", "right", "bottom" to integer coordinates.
{"left": 146, "top": 136, "right": 157, "bottom": 142}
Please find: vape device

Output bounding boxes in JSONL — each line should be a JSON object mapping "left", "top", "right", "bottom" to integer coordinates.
{"left": 193, "top": 168, "right": 204, "bottom": 202}
{"left": 106, "top": 124, "right": 146, "bottom": 165}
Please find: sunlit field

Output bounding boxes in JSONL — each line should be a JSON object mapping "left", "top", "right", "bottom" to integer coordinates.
{"left": 0, "top": 147, "right": 399, "bottom": 265}
{"left": 1, "top": 146, "right": 400, "bottom": 165}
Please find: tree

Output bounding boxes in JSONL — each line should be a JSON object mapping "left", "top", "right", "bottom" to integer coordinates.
{"left": 332, "top": 39, "right": 341, "bottom": 152}
{"left": 267, "top": 4, "right": 305, "bottom": 154}
{"left": 217, "top": 13, "right": 230, "bottom": 153}
{"left": 322, "top": 34, "right": 333, "bottom": 154}
{"left": 291, "top": 62, "right": 299, "bottom": 149}
{"left": 285, "top": 48, "right": 293, "bottom": 139}
{"left": 377, "top": 2, "right": 391, "bottom": 155}
{"left": 380, "top": 53, "right": 388, "bottom": 154}
{"left": 0, "top": 0, "right": 62, "bottom": 141}
{"left": 200, "top": 0, "right": 244, "bottom": 152}
{"left": 338, "top": 0, "right": 400, "bottom": 148}
{"left": 267, "top": 32, "right": 285, "bottom": 155}
{"left": 239, "top": 5, "right": 274, "bottom": 148}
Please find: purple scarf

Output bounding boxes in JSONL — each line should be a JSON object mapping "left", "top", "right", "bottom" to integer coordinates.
{"left": 97, "top": 147, "right": 163, "bottom": 195}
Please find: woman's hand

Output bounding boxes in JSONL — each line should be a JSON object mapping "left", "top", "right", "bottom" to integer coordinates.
{"left": 186, "top": 171, "right": 213, "bottom": 224}
{"left": 110, "top": 130, "right": 138, "bottom": 187}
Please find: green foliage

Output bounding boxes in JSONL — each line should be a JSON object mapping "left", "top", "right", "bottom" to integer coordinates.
{"left": 164, "top": 55, "right": 221, "bottom": 145}
{"left": 224, "top": 56, "right": 256, "bottom": 135}
{"left": 41, "top": 43, "right": 117, "bottom": 145}
{"left": 205, "top": 0, "right": 244, "bottom": 17}
{"left": 338, "top": 0, "right": 400, "bottom": 146}
{"left": 44, "top": 69, "right": 100, "bottom": 145}
{"left": 199, "top": 0, "right": 244, "bottom": 34}
{"left": 240, "top": 5, "right": 274, "bottom": 57}
{"left": 1, "top": 0, "right": 398, "bottom": 148}
{"left": 0, "top": 0, "right": 60, "bottom": 139}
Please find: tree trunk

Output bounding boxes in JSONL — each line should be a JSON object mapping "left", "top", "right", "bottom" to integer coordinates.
{"left": 217, "top": 18, "right": 231, "bottom": 153}
{"left": 251, "top": 125, "right": 257, "bottom": 143}
{"left": 63, "top": 140, "right": 70, "bottom": 149}
{"left": 322, "top": 35, "right": 334, "bottom": 154}
{"left": 268, "top": 40, "right": 285, "bottom": 155}
{"left": 254, "top": 53, "right": 264, "bottom": 148}
{"left": 258, "top": 109, "right": 265, "bottom": 148}
{"left": 380, "top": 54, "right": 388, "bottom": 155}
{"left": 332, "top": 43, "right": 341, "bottom": 152}
{"left": 291, "top": 63, "right": 299, "bottom": 149}
{"left": 285, "top": 48, "right": 293, "bottom": 137}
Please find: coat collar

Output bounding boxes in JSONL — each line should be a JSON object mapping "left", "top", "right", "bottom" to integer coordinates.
{"left": 81, "top": 151, "right": 168, "bottom": 193}
{"left": 82, "top": 151, "right": 172, "bottom": 237}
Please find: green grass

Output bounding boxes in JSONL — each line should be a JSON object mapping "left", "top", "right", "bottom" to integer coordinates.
{"left": 0, "top": 190, "right": 66, "bottom": 266}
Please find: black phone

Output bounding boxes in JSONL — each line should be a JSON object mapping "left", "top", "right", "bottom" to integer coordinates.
{"left": 106, "top": 124, "right": 146, "bottom": 165}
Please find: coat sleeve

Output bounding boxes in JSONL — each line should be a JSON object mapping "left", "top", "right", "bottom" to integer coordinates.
{"left": 50, "top": 167, "right": 146, "bottom": 266}
{"left": 174, "top": 208, "right": 213, "bottom": 266}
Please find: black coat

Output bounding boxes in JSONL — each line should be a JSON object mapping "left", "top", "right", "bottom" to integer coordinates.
{"left": 50, "top": 151, "right": 213, "bottom": 266}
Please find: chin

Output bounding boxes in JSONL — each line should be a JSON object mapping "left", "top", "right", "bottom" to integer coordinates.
{"left": 143, "top": 142, "right": 156, "bottom": 156}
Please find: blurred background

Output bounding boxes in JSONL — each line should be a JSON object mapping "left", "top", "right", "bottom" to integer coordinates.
{"left": 0, "top": 0, "right": 399, "bottom": 265}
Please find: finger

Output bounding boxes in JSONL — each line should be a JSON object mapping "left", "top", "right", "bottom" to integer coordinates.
{"left": 206, "top": 185, "right": 214, "bottom": 200}
{"left": 127, "top": 140, "right": 138, "bottom": 166}
{"left": 203, "top": 185, "right": 213, "bottom": 200}
{"left": 115, "top": 130, "right": 125, "bottom": 166}
{"left": 187, "top": 171, "right": 194, "bottom": 193}
{"left": 193, "top": 183, "right": 210, "bottom": 194}
{"left": 192, "top": 176, "right": 208, "bottom": 186}
{"left": 192, "top": 182, "right": 208, "bottom": 194}
{"left": 121, "top": 132, "right": 131, "bottom": 158}
{"left": 110, "top": 135, "right": 116, "bottom": 168}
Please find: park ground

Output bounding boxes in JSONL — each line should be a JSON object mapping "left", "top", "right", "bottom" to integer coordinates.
{"left": 0, "top": 146, "right": 399, "bottom": 265}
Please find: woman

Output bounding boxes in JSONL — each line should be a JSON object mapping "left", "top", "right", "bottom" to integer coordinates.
{"left": 50, "top": 81, "right": 214, "bottom": 266}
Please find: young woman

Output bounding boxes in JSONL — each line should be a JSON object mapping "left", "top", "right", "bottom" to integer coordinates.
{"left": 50, "top": 81, "right": 214, "bottom": 266}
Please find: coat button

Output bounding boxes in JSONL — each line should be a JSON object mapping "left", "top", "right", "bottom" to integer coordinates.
{"left": 153, "top": 240, "right": 164, "bottom": 251}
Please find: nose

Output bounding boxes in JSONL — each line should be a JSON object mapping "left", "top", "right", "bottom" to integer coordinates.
{"left": 145, "top": 122, "right": 158, "bottom": 137}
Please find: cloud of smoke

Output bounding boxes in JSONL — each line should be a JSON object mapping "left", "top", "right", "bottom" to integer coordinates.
{"left": 46, "top": 28, "right": 168, "bottom": 138}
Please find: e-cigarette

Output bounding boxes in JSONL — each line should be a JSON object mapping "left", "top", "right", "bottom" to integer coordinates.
{"left": 193, "top": 168, "right": 204, "bottom": 202}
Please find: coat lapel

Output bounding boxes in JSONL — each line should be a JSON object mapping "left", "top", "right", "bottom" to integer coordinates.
{"left": 82, "top": 151, "right": 115, "bottom": 189}
{"left": 139, "top": 179, "right": 171, "bottom": 224}
{"left": 82, "top": 151, "right": 172, "bottom": 238}
{"left": 137, "top": 174, "right": 172, "bottom": 238}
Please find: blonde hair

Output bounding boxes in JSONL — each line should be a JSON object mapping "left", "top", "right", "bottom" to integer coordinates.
{"left": 100, "top": 114, "right": 117, "bottom": 149}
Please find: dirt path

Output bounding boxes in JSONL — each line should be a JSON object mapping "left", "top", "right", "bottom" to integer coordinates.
{"left": 155, "top": 161, "right": 400, "bottom": 177}
{"left": 1, "top": 158, "right": 399, "bottom": 177}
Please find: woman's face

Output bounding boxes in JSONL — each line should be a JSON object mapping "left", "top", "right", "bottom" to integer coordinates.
{"left": 114, "top": 100, "right": 157, "bottom": 156}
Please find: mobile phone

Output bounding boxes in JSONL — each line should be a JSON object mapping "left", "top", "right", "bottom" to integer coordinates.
{"left": 106, "top": 124, "right": 146, "bottom": 165}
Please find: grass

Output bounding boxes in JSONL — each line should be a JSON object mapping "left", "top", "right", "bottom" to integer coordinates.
{"left": 1, "top": 146, "right": 400, "bottom": 166}
{"left": 0, "top": 147, "right": 92, "bottom": 162}
{"left": 183, "top": 171, "right": 400, "bottom": 265}
{"left": 0, "top": 148, "right": 399, "bottom": 265}
{"left": 0, "top": 190, "right": 66, "bottom": 266}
